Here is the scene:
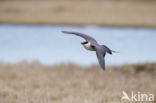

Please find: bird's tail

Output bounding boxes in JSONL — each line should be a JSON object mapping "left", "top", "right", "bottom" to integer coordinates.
{"left": 102, "top": 45, "right": 119, "bottom": 55}
{"left": 111, "top": 50, "right": 120, "bottom": 53}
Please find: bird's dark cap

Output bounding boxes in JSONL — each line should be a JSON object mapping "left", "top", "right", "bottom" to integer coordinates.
{"left": 81, "top": 41, "right": 88, "bottom": 44}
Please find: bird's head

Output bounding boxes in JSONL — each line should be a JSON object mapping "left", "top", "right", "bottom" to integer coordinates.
{"left": 81, "top": 41, "right": 88, "bottom": 45}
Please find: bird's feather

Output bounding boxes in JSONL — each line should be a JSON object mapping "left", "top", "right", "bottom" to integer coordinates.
{"left": 102, "top": 45, "right": 112, "bottom": 54}
{"left": 62, "top": 31, "right": 97, "bottom": 43}
{"left": 102, "top": 45, "right": 119, "bottom": 54}
{"left": 95, "top": 48, "right": 105, "bottom": 70}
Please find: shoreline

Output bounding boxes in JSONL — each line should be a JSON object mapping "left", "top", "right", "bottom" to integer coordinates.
{"left": 1, "top": 22, "right": 156, "bottom": 29}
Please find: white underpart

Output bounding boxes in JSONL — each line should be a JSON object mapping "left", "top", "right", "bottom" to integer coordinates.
{"left": 83, "top": 42, "right": 95, "bottom": 51}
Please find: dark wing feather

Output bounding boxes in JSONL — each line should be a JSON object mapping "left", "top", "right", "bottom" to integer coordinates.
{"left": 95, "top": 49, "right": 106, "bottom": 70}
{"left": 102, "top": 45, "right": 112, "bottom": 55}
{"left": 62, "top": 31, "right": 97, "bottom": 43}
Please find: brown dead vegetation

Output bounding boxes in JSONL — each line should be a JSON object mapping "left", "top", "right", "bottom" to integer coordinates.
{"left": 0, "top": 62, "right": 155, "bottom": 103}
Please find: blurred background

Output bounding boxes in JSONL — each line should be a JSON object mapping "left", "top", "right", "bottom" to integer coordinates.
{"left": 0, "top": 0, "right": 156, "bottom": 66}
{"left": 0, "top": 0, "right": 156, "bottom": 103}
{"left": 0, "top": 25, "right": 156, "bottom": 66}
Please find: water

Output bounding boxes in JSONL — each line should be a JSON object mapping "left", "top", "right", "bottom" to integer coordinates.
{"left": 0, "top": 24, "right": 156, "bottom": 66}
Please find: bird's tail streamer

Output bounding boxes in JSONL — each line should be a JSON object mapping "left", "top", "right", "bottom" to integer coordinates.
{"left": 111, "top": 50, "right": 120, "bottom": 53}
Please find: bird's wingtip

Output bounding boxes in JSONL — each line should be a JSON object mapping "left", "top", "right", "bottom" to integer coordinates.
{"left": 102, "top": 68, "right": 105, "bottom": 71}
{"left": 61, "top": 31, "right": 71, "bottom": 34}
{"left": 101, "top": 66, "right": 105, "bottom": 71}
{"left": 61, "top": 31, "right": 66, "bottom": 33}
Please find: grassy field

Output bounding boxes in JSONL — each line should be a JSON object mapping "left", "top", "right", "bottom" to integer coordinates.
{"left": 0, "top": 62, "right": 155, "bottom": 103}
{"left": 0, "top": 0, "right": 156, "bottom": 28}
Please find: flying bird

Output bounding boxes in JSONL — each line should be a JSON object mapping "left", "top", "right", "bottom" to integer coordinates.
{"left": 62, "top": 31, "right": 117, "bottom": 70}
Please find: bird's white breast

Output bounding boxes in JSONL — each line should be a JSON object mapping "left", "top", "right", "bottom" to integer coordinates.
{"left": 83, "top": 42, "right": 95, "bottom": 51}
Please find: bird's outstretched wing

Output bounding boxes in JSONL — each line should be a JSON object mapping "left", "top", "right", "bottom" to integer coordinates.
{"left": 95, "top": 48, "right": 106, "bottom": 70}
{"left": 62, "top": 31, "right": 97, "bottom": 43}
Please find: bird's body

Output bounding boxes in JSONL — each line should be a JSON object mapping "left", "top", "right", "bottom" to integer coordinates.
{"left": 62, "top": 31, "right": 117, "bottom": 70}
{"left": 82, "top": 42, "right": 95, "bottom": 51}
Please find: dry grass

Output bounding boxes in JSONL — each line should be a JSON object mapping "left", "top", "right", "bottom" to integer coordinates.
{"left": 0, "top": 62, "right": 155, "bottom": 103}
{"left": 0, "top": 0, "right": 156, "bottom": 28}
